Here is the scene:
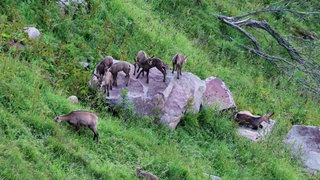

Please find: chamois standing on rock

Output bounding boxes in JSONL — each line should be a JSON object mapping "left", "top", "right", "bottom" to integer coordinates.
{"left": 234, "top": 110, "right": 274, "bottom": 130}
{"left": 136, "top": 167, "right": 159, "bottom": 180}
{"left": 54, "top": 110, "right": 99, "bottom": 143}
{"left": 95, "top": 56, "right": 114, "bottom": 79}
{"left": 99, "top": 68, "right": 113, "bottom": 96}
{"left": 172, "top": 53, "right": 188, "bottom": 79}
{"left": 136, "top": 57, "right": 166, "bottom": 84}
{"left": 109, "top": 60, "right": 131, "bottom": 87}
{"left": 133, "top": 50, "right": 148, "bottom": 76}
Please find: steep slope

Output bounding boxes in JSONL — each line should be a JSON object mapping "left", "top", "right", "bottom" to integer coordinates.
{"left": 0, "top": 0, "right": 319, "bottom": 179}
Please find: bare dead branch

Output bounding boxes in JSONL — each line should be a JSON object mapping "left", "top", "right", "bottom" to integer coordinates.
{"left": 216, "top": 1, "right": 320, "bottom": 97}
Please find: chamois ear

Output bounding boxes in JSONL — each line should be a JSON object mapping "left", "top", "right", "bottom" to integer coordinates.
{"left": 184, "top": 56, "right": 188, "bottom": 62}
{"left": 269, "top": 112, "right": 275, "bottom": 117}
{"left": 93, "top": 73, "right": 100, "bottom": 78}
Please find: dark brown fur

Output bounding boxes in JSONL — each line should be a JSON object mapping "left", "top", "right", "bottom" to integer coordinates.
{"left": 136, "top": 57, "right": 166, "bottom": 84}
{"left": 234, "top": 111, "right": 274, "bottom": 130}
{"left": 134, "top": 50, "right": 148, "bottom": 76}
{"left": 95, "top": 56, "right": 114, "bottom": 79}
{"left": 54, "top": 110, "right": 99, "bottom": 143}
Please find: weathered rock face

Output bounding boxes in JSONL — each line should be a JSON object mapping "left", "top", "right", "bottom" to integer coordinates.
{"left": 284, "top": 125, "right": 320, "bottom": 174}
{"left": 237, "top": 119, "right": 276, "bottom": 142}
{"left": 203, "top": 77, "right": 236, "bottom": 110}
{"left": 90, "top": 60, "right": 236, "bottom": 130}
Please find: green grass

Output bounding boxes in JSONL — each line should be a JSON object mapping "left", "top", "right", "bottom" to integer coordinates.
{"left": 0, "top": 0, "right": 319, "bottom": 179}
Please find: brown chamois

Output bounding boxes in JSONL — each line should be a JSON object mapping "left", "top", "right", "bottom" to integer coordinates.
{"left": 172, "top": 53, "right": 188, "bottom": 79}
{"left": 54, "top": 110, "right": 99, "bottom": 143}
{"left": 100, "top": 68, "right": 113, "bottom": 96}
{"left": 109, "top": 61, "right": 131, "bottom": 87}
{"left": 136, "top": 57, "right": 166, "bottom": 84}
{"left": 136, "top": 167, "right": 159, "bottom": 180}
{"left": 95, "top": 56, "right": 114, "bottom": 80}
{"left": 234, "top": 110, "right": 274, "bottom": 130}
{"left": 133, "top": 50, "right": 148, "bottom": 76}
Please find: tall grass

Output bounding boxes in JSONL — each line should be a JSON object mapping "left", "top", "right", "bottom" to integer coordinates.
{"left": 0, "top": 0, "right": 319, "bottom": 179}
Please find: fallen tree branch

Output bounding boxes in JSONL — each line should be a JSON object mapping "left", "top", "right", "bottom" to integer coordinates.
{"left": 216, "top": 0, "right": 320, "bottom": 97}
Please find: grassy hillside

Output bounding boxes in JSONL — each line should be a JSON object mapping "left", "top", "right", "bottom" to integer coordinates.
{"left": 0, "top": 0, "right": 319, "bottom": 179}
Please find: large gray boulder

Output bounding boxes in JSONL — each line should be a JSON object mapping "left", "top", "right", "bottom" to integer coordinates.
{"left": 284, "top": 125, "right": 320, "bottom": 174}
{"left": 90, "top": 61, "right": 236, "bottom": 130}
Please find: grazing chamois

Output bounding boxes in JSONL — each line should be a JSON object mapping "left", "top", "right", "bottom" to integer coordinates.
{"left": 136, "top": 57, "right": 166, "bottom": 84}
{"left": 95, "top": 56, "right": 114, "bottom": 79}
{"left": 172, "top": 53, "right": 188, "bottom": 79}
{"left": 54, "top": 110, "right": 99, "bottom": 143}
{"left": 109, "top": 61, "right": 131, "bottom": 87}
{"left": 136, "top": 167, "right": 159, "bottom": 180}
{"left": 234, "top": 110, "right": 274, "bottom": 130}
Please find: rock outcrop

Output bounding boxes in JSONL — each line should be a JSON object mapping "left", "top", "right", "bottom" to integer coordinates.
{"left": 90, "top": 60, "right": 236, "bottom": 130}
{"left": 284, "top": 125, "right": 320, "bottom": 174}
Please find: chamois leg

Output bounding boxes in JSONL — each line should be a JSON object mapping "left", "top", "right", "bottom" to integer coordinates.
{"left": 106, "top": 85, "right": 110, "bottom": 96}
{"left": 133, "top": 63, "right": 137, "bottom": 76}
{"left": 112, "top": 72, "right": 118, "bottom": 87}
{"left": 90, "top": 126, "right": 99, "bottom": 143}
{"left": 125, "top": 72, "right": 130, "bottom": 86}
{"left": 172, "top": 62, "right": 175, "bottom": 73}
{"left": 136, "top": 69, "right": 143, "bottom": 79}
{"left": 156, "top": 66, "right": 166, "bottom": 82}
{"left": 75, "top": 125, "right": 81, "bottom": 136}
{"left": 146, "top": 70, "right": 150, "bottom": 84}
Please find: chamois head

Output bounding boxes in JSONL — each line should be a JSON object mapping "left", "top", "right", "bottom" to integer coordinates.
{"left": 182, "top": 55, "right": 188, "bottom": 63}
{"left": 260, "top": 111, "right": 274, "bottom": 124}
{"left": 54, "top": 116, "right": 62, "bottom": 123}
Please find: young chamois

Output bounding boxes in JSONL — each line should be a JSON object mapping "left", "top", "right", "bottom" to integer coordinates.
{"left": 136, "top": 57, "right": 166, "bottom": 84}
{"left": 133, "top": 50, "right": 148, "bottom": 76}
{"left": 100, "top": 68, "right": 113, "bottom": 96}
{"left": 95, "top": 56, "right": 114, "bottom": 79}
{"left": 136, "top": 167, "right": 159, "bottom": 180}
{"left": 109, "top": 60, "right": 131, "bottom": 87}
{"left": 234, "top": 110, "right": 274, "bottom": 130}
{"left": 54, "top": 110, "right": 99, "bottom": 142}
{"left": 172, "top": 53, "right": 188, "bottom": 79}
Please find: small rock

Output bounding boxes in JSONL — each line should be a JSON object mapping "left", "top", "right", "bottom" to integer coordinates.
{"left": 24, "top": 27, "right": 40, "bottom": 39}
{"left": 68, "top": 95, "right": 78, "bottom": 104}
{"left": 203, "top": 173, "right": 222, "bottom": 180}
{"left": 79, "top": 61, "right": 89, "bottom": 68}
